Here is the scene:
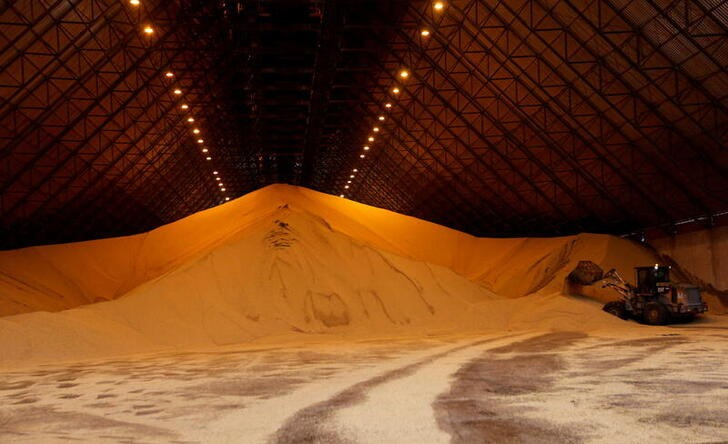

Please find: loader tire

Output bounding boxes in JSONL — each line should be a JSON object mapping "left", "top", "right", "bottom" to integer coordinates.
{"left": 643, "top": 303, "right": 669, "bottom": 325}
{"left": 603, "top": 301, "right": 628, "bottom": 320}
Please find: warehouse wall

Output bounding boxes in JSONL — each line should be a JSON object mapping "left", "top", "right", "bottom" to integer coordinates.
{"left": 650, "top": 226, "right": 728, "bottom": 292}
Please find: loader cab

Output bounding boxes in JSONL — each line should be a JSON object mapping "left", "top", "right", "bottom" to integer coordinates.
{"left": 635, "top": 265, "right": 670, "bottom": 294}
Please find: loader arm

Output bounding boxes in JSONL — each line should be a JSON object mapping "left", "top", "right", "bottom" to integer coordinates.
{"left": 601, "top": 269, "right": 634, "bottom": 301}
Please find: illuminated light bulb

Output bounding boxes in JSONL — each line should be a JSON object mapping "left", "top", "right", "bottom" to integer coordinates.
{"left": 421, "top": 29, "right": 430, "bottom": 37}
{"left": 373, "top": 127, "right": 380, "bottom": 132}
{"left": 218, "top": 183, "right": 223, "bottom": 187}
{"left": 165, "top": 71, "right": 174, "bottom": 78}
{"left": 350, "top": 174, "right": 355, "bottom": 178}
{"left": 347, "top": 180, "right": 352, "bottom": 184}
{"left": 225, "top": 197, "right": 230, "bottom": 201}
{"left": 215, "top": 177, "right": 221, "bottom": 181}
{"left": 206, "top": 156, "right": 212, "bottom": 160}
{"left": 187, "top": 117, "right": 194, "bottom": 122}
{"left": 173, "top": 89, "right": 182, "bottom": 95}
{"left": 221, "top": 188, "right": 226, "bottom": 191}
{"left": 344, "top": 185, "right": 350, "bottom": 189}
{"left": 181, "top": 104, "right": 189, "bottom": 110}
{"left": 363, "top": 146, "right": 370, "bottom": 151}
{"left": 197, "top": 139, "right": 204, "bottom": 143}
{"left": 434, "top": 1, "right": 445, "bottom": 11}
{"left": 353, "top": 168, "right": 358, "bottom": 172}
{"left": 193, "top": 128, "right": 200, "bottom": 134}
{"left": 368, "top": 136, "right": 374, "bottom": 142}
{"left": 213, "top": 171, "right": 218, "bottom": 175}
{"left": 378, "top": 116, "right": 385, "bottom": 121}
{"left": 392, "top": 87, "right": 400, "bottom": 94}
{"left": 360, "top": 154, "right": 366, "bottom": 158}
{"left": 399, "top": 69, "right": 409, "bottom": 79}
{"left": 385, "top": 103, "right": 392, "bottom": 108}
{"left": 130, "top": 0, "right": 140, "bottom": 5}
{"left": 202, "top": 148, "right": 209, "bottom": 153}
{"left": 143, "top": 25, "right": 154, "bottom": 34}
{"left": 339, "top": 194, "right": 345, "bottom": 198}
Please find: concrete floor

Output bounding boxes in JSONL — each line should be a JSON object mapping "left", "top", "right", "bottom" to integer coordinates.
{"left": 1, "top": 326, "right": 727, "bottom": 443}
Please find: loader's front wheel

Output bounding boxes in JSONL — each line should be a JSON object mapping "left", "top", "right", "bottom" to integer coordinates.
{"left": 603, "top": 301, "right": 628, "bottom": 320}
{"left": 643, "top": 303, "right": 669, "bottom": 325}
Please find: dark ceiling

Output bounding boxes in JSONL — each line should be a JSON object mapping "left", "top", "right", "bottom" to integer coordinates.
{"left": 1, "top": 0, "right": 727, "bottom": 249}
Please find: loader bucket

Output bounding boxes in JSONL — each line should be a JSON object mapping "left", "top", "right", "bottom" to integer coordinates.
{"left": 567, "top": 261, "right": 604, "bottom": 285}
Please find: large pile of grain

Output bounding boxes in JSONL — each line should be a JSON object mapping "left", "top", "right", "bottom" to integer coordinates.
{"left": 1, "top": 185, "right": 705, "bottom": 367}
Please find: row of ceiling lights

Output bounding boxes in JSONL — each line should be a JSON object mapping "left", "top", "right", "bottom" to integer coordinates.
{"left": 128, "top": 0, "right": 230, "bottom": 203}
{"left": 339, "top": 1, "right": 446, "bottom": 199}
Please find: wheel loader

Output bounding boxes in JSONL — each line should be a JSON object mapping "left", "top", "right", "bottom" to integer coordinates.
{"left": 600, "top": 265, "right": 708, "bottom": 325}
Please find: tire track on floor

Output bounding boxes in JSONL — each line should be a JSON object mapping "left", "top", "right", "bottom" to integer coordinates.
{"left": 269, "top": 333, "right": 532, "bottom": 443}
{"left": 434, "top": 332, "right": 587, "bottom": 443}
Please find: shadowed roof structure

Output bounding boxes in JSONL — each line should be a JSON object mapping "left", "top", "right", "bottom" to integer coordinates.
{"left": 1, "top": 0, "right": 726, "bottom": 249}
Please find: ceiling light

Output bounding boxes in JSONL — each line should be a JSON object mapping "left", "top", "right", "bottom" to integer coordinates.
{"left": 373, "top": 127, "right": 380, "bottom": 132}
{"left": 197, "top": 139, "right": 204, "bottom": 143}
{"left": 368, "top": 136, "right": 374, "bottom": 142}
{"left": 421, "top": 29, "right": 430, "bottom": 37}
{"left": 344, "top": 185, "right": 350, "bottom": 189}
{"left": 385, "top": 103, "right": 392, "bottom": 108}
{"left": 353, "top": 168, "right": 358, "bottom": 172}
{"left": 130, "top": 0, "right": 140, "bottom": 5}
{"left": 363, "top": 146, "right": 370, "bottom": 151}
{"left": 350, "top": 174, "right": 355, "bottom": 178}
{"left": 173, "top": 89, "right": 182, "bottom": 95}
{"left": 215, "top": 177, "right": 221, "bottom": 181}
{"left": 399, "top": 70, "right": 409, "bottom": 79}
{"left": 165, "top": 71, "right": 174, "bottom": 78}
{"left": 434, "top": 2, "right": 445, "bottom": 11}
{"left": 347, "top": 180, "right": 352, "bottom": 184}
{"left": 360, "top": 154, "right": 366, "bottom": 158}
{"left": 218, "top": 183, "right": 223, "bottom": 187}
{"left": 206, "top": 156, "right": 212, "bottom": 160}
{"left": 187, "top": 117, "right": 195, "bottom": 122}
{"left": 181, "top": 104, "right": 189, "bottom": 110}
{"left": 213, "top": 171, "right": 218, "bottom": 175}
{"left": 392, "top": 87, "right": 400, "bottom": 94}
{"left": 378, "top": 116, "right": 385, "bottom": 121}
{"left": 221, "top": 188, "right": 226, "bottom": 191}
{"left": 202, "top": 148, "right": 208, "bottom": 153}
{"left": 143, "top": 25, "right": 154, "bottom": 34}
{"left": 339, "top": 194, "right": 345, "bottom": 198}
{"left": 225, "top": 197, "right": 230, "bottom": 201}
{"left": 193, "top": 128, "right": 200, "bottom": 134}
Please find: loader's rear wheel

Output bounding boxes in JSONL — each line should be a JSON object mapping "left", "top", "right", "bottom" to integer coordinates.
{"left": 603, "top": 301, "right": 628, "bottom": 320}
{"left": 643, "top": 303, "right": 669, "bottom": 325}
